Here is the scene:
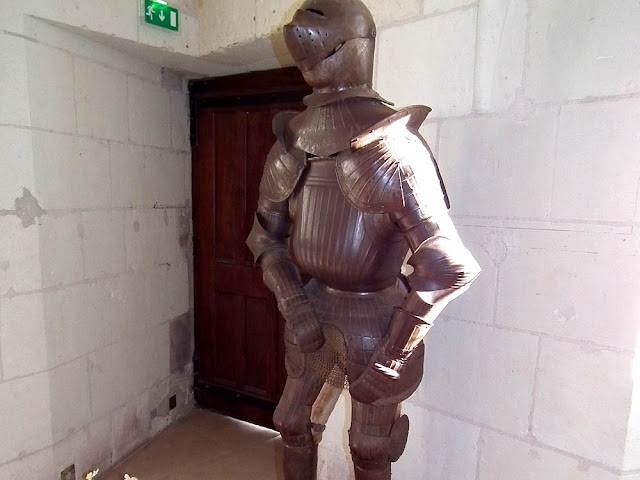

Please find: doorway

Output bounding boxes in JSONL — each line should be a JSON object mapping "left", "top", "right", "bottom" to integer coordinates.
{"left": 189, "top": 67, "right": 311, "bottom": 428}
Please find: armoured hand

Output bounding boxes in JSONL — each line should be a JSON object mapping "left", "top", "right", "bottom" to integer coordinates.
{"left": 281, "top": 300, "right": 325, "bottom": 354}
{"left": 256, "top": 248, "right": 325, "bottom": 354}
{"left": 349, "top": 308, "right": 430, "bottom": 405}
{"left": 348, "top": 336, "right": 405, "bottom": 405}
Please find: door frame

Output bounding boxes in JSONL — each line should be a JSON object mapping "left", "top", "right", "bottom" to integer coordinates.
{"left": 189, "top": 67, "right": 311, "bottom": 428}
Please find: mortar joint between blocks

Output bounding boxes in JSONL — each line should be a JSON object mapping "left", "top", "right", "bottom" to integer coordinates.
{"left": 424, "top": 403, "right": 628, "bottom": 475}
{"left": 527, "top": 336, "right": 543, "bottom": 435}
{"left": 439, "top": 315, "right": 636, "bottom": 355}
{"left": 474, "top": 429, "right": 484, "bottom": 480}
{"left": 544, "top": 104, "right": 562, "bottom": 221}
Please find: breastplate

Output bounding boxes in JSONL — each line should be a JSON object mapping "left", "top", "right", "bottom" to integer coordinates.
{"left": 289, "top": 155, "right": 408, "bottom": 292}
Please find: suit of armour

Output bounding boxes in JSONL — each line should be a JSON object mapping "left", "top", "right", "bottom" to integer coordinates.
{"left": 246, "top": 1, "right": 480, "bottom": 479}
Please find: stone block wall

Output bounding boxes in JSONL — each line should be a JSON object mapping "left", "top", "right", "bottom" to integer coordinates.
{"left": 0, "top": 0, "right": 638, "bottom": 479}
{"left": 369, "top": 1, "right": 640, "bottom": 479}
{"left": 0, "top": 16, "right": 193, "bottom": 480}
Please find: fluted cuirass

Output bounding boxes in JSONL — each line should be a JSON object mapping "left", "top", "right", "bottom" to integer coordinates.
{"left": 289, "top": 155, "right": 409, "bottom": 292}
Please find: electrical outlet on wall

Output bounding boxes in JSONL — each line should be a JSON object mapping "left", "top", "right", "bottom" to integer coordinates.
{"left": 61, "top": 464, "right": 76, "bottom": 480}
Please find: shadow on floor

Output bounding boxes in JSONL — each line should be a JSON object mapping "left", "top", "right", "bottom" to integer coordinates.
{"left": 102, "top": 409, "right": 284, "bottom": 480}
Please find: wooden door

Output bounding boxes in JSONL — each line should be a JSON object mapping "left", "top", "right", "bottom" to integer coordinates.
{"left": 190, "top": 68, "right": 311, "bottom": 428}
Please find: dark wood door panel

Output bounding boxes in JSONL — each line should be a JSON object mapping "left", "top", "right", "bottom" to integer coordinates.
{"left": 213, "top": 263, "right": 271, "bottom": 298}
{"left": 193, "top": 109, "right": 216, "bottom": 379}
{"left": 214, "top": 111, "right": 248, "bottom": 263}
{"left": 244, "top": 297, "right": 278, "bottom": 398}
{"left": 213, "top": 293, "right": 245, "bottom": 389}
{"left": 191, "top": 68, "right": 311, "bottom": 427}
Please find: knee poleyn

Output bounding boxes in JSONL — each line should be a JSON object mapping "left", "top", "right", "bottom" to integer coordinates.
{"left": 349, "top": 432, "right": 391, "bottom": 471}
{"left": 273, "top": 406, "right": 314, "bottom": 447}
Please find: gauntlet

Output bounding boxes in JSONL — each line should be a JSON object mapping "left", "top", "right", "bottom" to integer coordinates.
{"left": 349, "top": 308, "right": 430, "bottom": 405}
{"left": 261, "top": 249, "right": 325, "bottom": 353}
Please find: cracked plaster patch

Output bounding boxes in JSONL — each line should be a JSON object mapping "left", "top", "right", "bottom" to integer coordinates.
{"left": 14, "top": 187, "right": 45, "bottom": 227}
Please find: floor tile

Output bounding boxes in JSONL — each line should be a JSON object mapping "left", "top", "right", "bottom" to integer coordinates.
{"left": 101, "top": 409, "right": 283, "bottom": 480}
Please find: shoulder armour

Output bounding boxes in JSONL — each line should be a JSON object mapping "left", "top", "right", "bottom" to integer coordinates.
{"left": 272, "top": 111, "right": 298, "bottom": 149}
{"left": 336, "top": 105, "right": 450, "bottom": 214}
{"left": 259, "top": 112, "right": 307, "bottom": 203}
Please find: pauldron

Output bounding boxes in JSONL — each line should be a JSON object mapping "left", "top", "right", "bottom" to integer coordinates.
{"left": 259, "top": 111, "right": 307, "bottom": 203}
{"left": 337, "top": 105, "right": 450, "bottom": 215}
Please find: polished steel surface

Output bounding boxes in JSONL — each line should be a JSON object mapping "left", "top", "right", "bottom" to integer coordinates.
{"left": 289, "top": 157, "right": 408, "bottom": 292}
{"left": 245, "top": 1, "right": 480, "bottom": 478}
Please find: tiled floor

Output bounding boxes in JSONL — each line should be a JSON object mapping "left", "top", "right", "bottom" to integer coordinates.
{"left": 102, "top": 409, "right": 284, "bottom": 480}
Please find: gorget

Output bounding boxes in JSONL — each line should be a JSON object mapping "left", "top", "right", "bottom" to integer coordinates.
{"left": 284, "top": 89, "right": 396, "bottom": 158}
{"left": 303, "top": 85, "right": 392, "bottom": 108}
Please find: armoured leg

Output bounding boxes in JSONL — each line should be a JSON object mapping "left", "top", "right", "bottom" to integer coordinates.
{"left": 349, "top": 400, "right": 409, "bottom": 480}
{"left": 273, "top": 353, "right": 326, "bottom": 480}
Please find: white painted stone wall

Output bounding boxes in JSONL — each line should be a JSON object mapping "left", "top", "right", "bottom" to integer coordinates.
{"left": 1, "top": 0, "right": 639, "bottom": 479}
{"left": 0, "top": 13, "right": 193, "bottom": 480}
{"left": 374, "top": 0, "right": 640, "bottom": 479}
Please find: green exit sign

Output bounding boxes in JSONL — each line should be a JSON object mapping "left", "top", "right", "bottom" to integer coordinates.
{"left": 143, "top": 0, "right": 179, "bottom": 32}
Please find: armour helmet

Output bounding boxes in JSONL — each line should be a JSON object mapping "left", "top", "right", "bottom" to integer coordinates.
{"left": 284, "top": 0, "right": 377, "bottom": 90}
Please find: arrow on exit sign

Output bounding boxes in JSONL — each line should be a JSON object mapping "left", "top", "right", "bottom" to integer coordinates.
{"left": 144, "top": 0, "right": 179, "bottom": 32}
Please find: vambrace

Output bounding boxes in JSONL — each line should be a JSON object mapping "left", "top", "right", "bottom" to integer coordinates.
{"left": 351, "top": 204, "right": 480, "bottom": 405}
{"left": 393, "top": 202, "right": 481, "bottom": 313}
{"left": 380, "top": 209, "right": 480, "bottom": 373}
{"left": 246, "top": 205, "right": 324, "bottom": 353}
